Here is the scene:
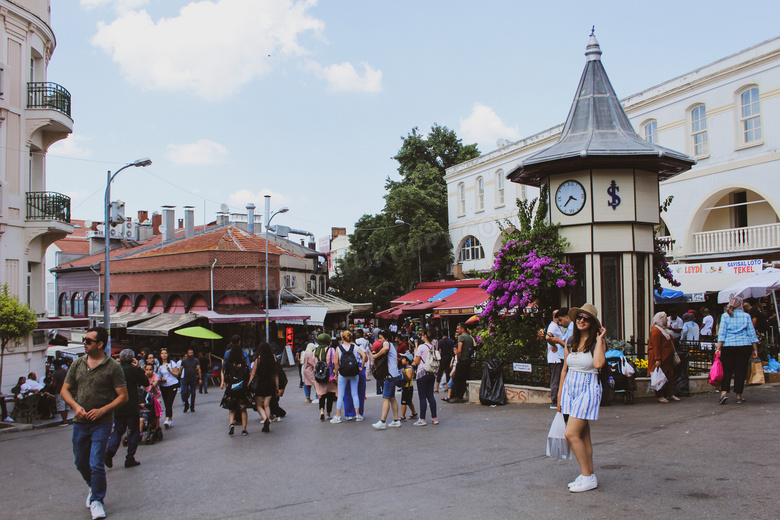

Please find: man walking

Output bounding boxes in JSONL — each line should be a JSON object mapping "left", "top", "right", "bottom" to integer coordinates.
{"left": 452, "top": 323, "right": 474, "bottom": 403}
{"left": 105, "top": 349, "right": 149, "bottom": 469}
{"left": 61, "top": 327, "right": 128, "bottom": 520}
{"left": 180, "top": 348, "right": 201, "bottom": 413}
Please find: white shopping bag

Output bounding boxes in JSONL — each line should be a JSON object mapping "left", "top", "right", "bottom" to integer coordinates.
{"left": 649, "top": 367, "right": 667, "bottom": 392}
{"left": 546, "top": 412, "right": 573, "bottom": 460}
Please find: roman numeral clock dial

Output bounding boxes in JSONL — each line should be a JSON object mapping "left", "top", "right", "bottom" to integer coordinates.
{"left": 555, "top": 180, "right": 586, "bottom": 216}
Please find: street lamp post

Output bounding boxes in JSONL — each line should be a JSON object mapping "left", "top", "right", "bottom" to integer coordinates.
{"left": 103, "top": 157, "right": 152, "bottom": 354}
{"left": 395, "top": 219, "right": 421, "bottom": 283}
{"left": 264, "top": 195, "right": 289, "bottom": 343}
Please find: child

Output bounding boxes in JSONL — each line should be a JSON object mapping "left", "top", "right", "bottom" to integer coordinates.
{"left": 399, "top": 353, "right": 418, "bottom": 421}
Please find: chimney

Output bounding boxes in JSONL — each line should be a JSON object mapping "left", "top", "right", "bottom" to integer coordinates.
{"left": 162, "top": 206, "right": 175, "bottom": 243}
{"left": 309, "top": 239, "right": 316, "bottom": 250}
{"left": 246, "top": 203, "right": 256, "bottom": 234}
{"left": 138, "top": 210, "right": 149, "bottom": 223}
{"left": 332, "top": 227, "right": 346, "bottom": 238}
{"left": 178, "top": 219, "right": 184, "bottom": 229}
{"left": 300, "top": 239, "right": 305, "bottom": 246}
{"left": 184, "top": 206, "right": 195, "bottom": 239}
{"left": 151, "top": 212, "right": 162, "bottom": 235}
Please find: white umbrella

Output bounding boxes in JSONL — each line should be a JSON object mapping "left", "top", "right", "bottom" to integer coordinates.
{"left": 718, "top": 267, "right": 780, "bottom": 336}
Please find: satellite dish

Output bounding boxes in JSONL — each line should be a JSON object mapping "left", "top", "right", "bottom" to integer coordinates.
{"left": 220, "top": 203, "right": 229, "bottom": 213}
{"left": 159, "top": 225, "right": 167, "bottom": 235}
{"left": 84, "top": 220, "right": 93, "bottom": 228}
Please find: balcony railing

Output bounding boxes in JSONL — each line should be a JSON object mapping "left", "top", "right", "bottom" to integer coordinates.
{"left": 27, "top": 82, "right": 71, "bottom": 117}
{"left": 26, "top": 191, "right": 71, "bottom": 223}
{"left": 693, "top": 222, "right": 780, "bottom": 255}
{"left": 656, "top": 236, "right": 674, "bottom": 256}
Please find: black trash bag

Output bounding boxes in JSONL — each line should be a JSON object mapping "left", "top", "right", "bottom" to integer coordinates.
{"left": 479, "top": 357, "right": 506, "bottom": 406}
{"left": 672, "top": 349, "right": 690, "bottom": 397}
{"left": 600, "top": 362, "right": 614, "bottom": 406}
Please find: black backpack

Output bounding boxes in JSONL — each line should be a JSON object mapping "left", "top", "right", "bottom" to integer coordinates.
{"left": 338, "top": 345, "right": 360, "bottom": 377}
{"left": 314, "top": 353, "right": 330, "bottom": 384}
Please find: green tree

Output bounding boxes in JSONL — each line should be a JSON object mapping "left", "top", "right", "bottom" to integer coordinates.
{"left": 330, "top": 124, "right": 479, "bottom": 309}
{"left": 0, "top": 284, "right": 38, "bottom": 391}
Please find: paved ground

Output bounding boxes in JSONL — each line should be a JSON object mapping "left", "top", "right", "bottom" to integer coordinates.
{"left": 1, "top": 373, "right": 778, "bottom": 520}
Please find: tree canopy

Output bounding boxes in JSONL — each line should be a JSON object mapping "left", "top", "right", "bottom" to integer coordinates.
{"left": 0, "top": 284, "right": 38, "bottom": 391}
{"left": 330, "top": 124, "right": 479, "bottom": 309}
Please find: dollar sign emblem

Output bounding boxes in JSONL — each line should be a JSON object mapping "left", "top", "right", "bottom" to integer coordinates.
{"left": 607, "top": 180, "right": 621, "bottom": 210}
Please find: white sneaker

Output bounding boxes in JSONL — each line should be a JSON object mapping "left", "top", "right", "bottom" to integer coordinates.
{"left": 413, "top": 419, "right": 427, "bottom": 426}
{"left": 90, "top": 500, "right": 106, "bottom": 519}
{"left": 329, "top": 416, "right": 342, "bottom": 424}
{"left": 346, "top": 416, "right": 355, "bottom": 421}
{"left": 567, "top": 475, "right": 583, "bottom": 488}
{"left": 372, "top": 420, "right": 387, "bottom": 430}
{"left": 355, "top": 415, "right": 364, "bottom": 422}
{"left": 3, "top": 416, "right": 14, "bottom": 422}
{"left": 569, "top": 475, "right": 598, "bottom": 493}
{"left": 388, "top": 420, "right": 402, "bottom": 428}
{"left": 86, "top": 491, "right": 92, "bottom": 508}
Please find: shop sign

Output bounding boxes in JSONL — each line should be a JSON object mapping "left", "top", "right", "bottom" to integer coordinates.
{"left": 670, "top": 259, "right": 762, "bottom": 277}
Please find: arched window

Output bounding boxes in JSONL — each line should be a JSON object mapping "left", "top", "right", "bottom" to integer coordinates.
{"left": 58, "top": 293, "right": 70, "bottom": 316}
{"left": 86, "top": 292, "right": 100, "bottom": 316}
{"left": 458, "top": 236, "right": 485, "bottom": 262}
{"left": 71, "top": 292, "right": 84, "bottom": 316}
{"left": 309, "top": 275, "right": 317, "bottom": 294}
{"left": 495, "top": 170, "right": 505, "bottom": 207}
{"left": 739, "top": 86, "right": 761, "bottom": 145}
{"left": 643, "top": 120, "right": 658, "bottom": 144}
{"left": 690, "top": 104, "right": 708, "bottom": 156}
{"left": 457, "top": 182, "right": 466, "bottom": 216}
{"left": 476, "top": 176, "right": 485, "bottom": 212}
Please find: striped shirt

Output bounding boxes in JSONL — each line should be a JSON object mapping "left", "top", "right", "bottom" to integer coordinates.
{"left": 717, "top": 310, "right": 759, "bottom": 346}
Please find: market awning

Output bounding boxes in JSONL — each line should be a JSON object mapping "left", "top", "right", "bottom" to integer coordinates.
{"left": 89, "top": 312, "right": 159, "bottom": 329}
{"left": 126, "top": 313, "right": 199, "bottom": 336}
{"left": 278, "top": 305, "right": 328, "bottom": 326}
{"left": 376, "top": 304, "right": 408, "bottom": 320}
{"left": 433, "top": 288, "right": 488, "bottom": 316}
{"left": 390, "top": 288, "right": 445, "bottom": 305}
{"left": 194, "top": 309, "right": 311, "bottom": 323}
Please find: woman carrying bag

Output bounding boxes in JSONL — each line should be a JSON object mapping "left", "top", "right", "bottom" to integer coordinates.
{"left": 647, "top": 312, "right": 680, "bottom": 403}
{"left": 556, "top": 304, "right": 607, "bottom": 493}
{"left": 716, "top": 296, "right": 759, "bottom": 405}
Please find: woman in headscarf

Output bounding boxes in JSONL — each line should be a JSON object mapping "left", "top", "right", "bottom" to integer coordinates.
{"left": 220, "top": 343, "right": 252, "bottom": 436}
{"left": 647, "top": 312, "right": 679, "bottom": 403}
{"left": 716, "top": 295, "right": 759, "bottom": 405}
{"left": 312, "top": 333, "right": 337, "bottom": 421}
{"left": 301, "top": 342, "right": 317, "bottom": 403}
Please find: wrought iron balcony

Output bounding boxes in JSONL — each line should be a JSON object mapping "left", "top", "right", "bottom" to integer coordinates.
{"left": 27, "top": 82, "right": 71, "bottom": 117}
{"left": 26, "top": 191, "right": 71, "bottom": 223}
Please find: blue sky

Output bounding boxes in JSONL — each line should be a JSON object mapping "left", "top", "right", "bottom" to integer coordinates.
{"left": 45, "top": 0, "right": 780, "bottom": 244}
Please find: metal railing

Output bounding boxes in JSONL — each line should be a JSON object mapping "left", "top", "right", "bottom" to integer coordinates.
{"left": 693, "top": 222, "right": 780, "bottom": 255}
{"left": 656, "top": 235, "right": 674, "bottom": 256}
{"left": 26, "top": 191, "right": 71, "bottom": 223}
{"left": 27, "top": 82, "right": 71, "bottom": 117}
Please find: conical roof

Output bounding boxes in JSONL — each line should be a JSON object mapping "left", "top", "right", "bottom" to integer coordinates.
{"left": 508, "top": 32, "right": 695, "bottom": 186}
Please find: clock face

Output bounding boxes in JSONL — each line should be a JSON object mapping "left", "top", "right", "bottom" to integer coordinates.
{"left": 555, "top": 180, "right": 586, "bottom": 216}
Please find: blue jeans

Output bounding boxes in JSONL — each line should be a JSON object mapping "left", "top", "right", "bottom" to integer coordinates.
{"left": 382, "top": 375, "right": 401, "bottom": 399}
{"left": 304, "top": 384, "right": 312, "bottom": 400}
{"left": 199, "top": 375, "right": 209, "bottom": 392}
{"left": 107, "top": 414, "right": 140, "bottom": 461}
{"left": 416, "top": 373, "right": 437, "bottom": 420}
{"left": 180, "top": 379, "right": 198, "bottom": 408}
{"left": 72, "top": 422, "right": 112, "bottom": 504}
{"left": 336, "top": 374, "right": 360, "bottom": 412}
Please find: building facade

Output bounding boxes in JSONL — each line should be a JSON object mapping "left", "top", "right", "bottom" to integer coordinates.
{"left": 0, "top": 0, "right": 72, "bottom": 392}
{"left": 446, "top": 36, "right": 780, "bottom": 311}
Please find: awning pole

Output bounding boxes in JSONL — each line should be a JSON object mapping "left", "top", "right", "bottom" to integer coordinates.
{"left": 772, "top": 290, "right": 780, "bottom": 344}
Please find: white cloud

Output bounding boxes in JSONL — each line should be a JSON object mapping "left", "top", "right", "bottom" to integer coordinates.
{"left": 90, "top": 0, "right": 325, "bottom": 100}
{"left": 305, "top": 60, "right": 382, "bottom": 93}
{"left": 48, "top": 135, "right": 92, "bottom": 158}
{"left": 167, "top": 139, "right": 227, "bottom": 165}
{"left": 459, "top": 103, "right": 521, "bottom": 149}
{"left": 227, "top": 189, "right": 291, "bottom": 211}
{"left": 81, "top": 0, "right": 149, "bottom": 11}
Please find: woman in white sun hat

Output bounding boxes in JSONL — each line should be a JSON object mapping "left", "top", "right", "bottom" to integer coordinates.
{"left": 556, "top": 303, "right": 607, "bottom": 493}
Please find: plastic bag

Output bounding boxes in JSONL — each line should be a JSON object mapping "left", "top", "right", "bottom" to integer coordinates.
{"left": 708, "top": 351, "right": 723, "bottom": 387}
{"left": 765, "top": 358, "right": 780, "bottom": 373}
{"left": 621, "top": 357, "right": 636, "bottom": 377}
{"left": 546, "top": 412, "right": 573, "bottom": 459}
{"left": 649, "top": 367, "right": 667, "bottom": 392}
{"left": 479, "top": 357, "right": 506, "bottom": 405}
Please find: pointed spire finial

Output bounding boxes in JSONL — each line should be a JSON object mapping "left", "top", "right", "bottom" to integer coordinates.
{"left": 585, "top": 27, "right": 602, "bottom": 61}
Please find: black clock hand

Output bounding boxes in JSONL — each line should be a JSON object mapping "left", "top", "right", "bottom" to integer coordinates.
{"left": 564, "top": 195, "right": 576, "bottom": 207}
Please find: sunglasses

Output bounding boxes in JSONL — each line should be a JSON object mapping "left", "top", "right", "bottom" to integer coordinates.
{"left": 576, "top": 314, "right": 592, "bottom": 322}
{"left": 83, "top": 338, "right": 98, "bottom": 345}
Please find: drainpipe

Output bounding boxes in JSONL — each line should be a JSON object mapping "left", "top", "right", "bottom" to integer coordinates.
{"left": 210, "top": 259, "right": 217, "bottom": 310}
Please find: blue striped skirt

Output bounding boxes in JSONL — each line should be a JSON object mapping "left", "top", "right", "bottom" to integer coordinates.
{"left": 561, "top": 370, "right": 602, "bottom": 421}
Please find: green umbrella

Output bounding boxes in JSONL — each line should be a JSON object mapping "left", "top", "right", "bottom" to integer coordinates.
{"left": 174, "top": 326, "right": 223, "bottom": 340}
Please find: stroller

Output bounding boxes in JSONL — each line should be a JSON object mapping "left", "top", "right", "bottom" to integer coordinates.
{"left": 604, "top": 350, "right": 637, "bottom": 405}
{"left": 139, "top": 387, "right": 163, "bottom": 445}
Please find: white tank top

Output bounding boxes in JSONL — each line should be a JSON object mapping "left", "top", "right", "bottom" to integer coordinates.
{"left": 566, "top": 351, "right": 598, "bottom": 374}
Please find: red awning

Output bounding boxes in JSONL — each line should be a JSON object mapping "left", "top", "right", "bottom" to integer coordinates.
{"left": 390, "top": 288, "right": 443, "bottom": 306}
{"left": 401, "top": 300, "right": 440, "bottom": 312}
{"left": 433, "top": 288, "right": 488, "bottom": 316}
{"left": 376, "top": 304, "right": 408, "bottom": 320}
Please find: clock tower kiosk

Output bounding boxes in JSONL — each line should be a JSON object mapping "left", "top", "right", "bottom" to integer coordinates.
{"left": 508, "top": 32, "right": 695, "bottom": 346}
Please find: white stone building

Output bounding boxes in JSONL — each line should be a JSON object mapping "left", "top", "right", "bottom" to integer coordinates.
{"left": 0, "top": 1, "right": 73, "bottom": 393}
{"left": 447, "top": 36, "right": 780, "bottom": 300}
